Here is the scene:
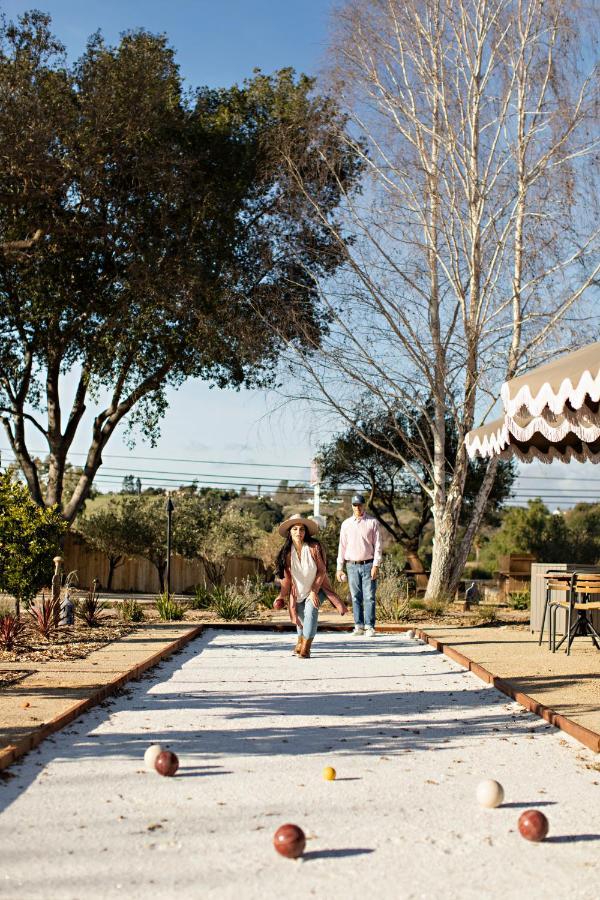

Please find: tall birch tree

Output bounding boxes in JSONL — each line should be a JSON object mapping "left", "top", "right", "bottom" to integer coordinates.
{"left": 272, "top": 0, "right": 600, "bottom": 598}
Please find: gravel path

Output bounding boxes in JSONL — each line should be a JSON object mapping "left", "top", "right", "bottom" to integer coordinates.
{"left": 0, "top": 630, "right": 598, "bottom": 899}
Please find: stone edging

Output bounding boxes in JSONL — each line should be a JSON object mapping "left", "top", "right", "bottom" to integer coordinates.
{"left": 0, "top": 623, "right": 597, "bottom": 772}
{"left": 416, "top": 628, "right": 600, "bottom": 754}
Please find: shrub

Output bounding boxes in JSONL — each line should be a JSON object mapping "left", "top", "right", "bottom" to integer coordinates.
{"left": 508, "top": 590, "right": 530, "bottom": 610}
{"left": 75, "top": 582, "right": 108, "bottom": 627}
{"left": 376, "top": 556, "right": 411, "bottom": 622}
{"left": 425, "top": 596, "right": 449, "bottom": 618}
{"left": 258, "top": 586, "right": 279, "bottom": 610}
{"left": 29, "top": 593, "right": 61, "bottom": 640}
{"left": 0, "top": 612, "right": 26, "bottom": 650}
{"left": 210, "top": 583, "right": 255, "bottom": 621}
{"left": 156, "top": 593, "right": 187, "bottom": 621}
{"left": 118, "top": 599, "right": 145, "bottom": 622}
{"left": 472, "top": 604, "right": 498, "bottom": 625}
{"left": 189, "top": 585, "right": 212, "bottom": 610}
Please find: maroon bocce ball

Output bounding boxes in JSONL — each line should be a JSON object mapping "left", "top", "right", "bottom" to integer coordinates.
{"left": 273, "top": 823, "right": 306, "bottom": 859}
{"left": 273, "top": 598, "right": 285, "bottom": 610}
{"left": 518, "top": 809, "right": 549, "bottom": 842}
{"left": 155, "top": 750, "right": 179, "bottom": 777}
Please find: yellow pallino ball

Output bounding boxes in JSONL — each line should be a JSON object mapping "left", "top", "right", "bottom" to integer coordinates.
{"left": 323, "top": 766, "right": 336, "bottom": 781}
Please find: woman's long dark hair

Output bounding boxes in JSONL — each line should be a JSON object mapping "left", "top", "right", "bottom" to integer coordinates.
{"left": 275, "top": 530, "right": 321, "bottom": 579}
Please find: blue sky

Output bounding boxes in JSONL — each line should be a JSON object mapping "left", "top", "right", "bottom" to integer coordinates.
{"left": 1, "top": 0, "right": 336, "bottom": 491}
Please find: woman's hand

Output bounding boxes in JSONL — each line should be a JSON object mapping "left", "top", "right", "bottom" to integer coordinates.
{"left": 339, "top": 603, "right": 347, "bottom": 617}
{"left": 309, "top": 591, "right": 319, "bottom": 609}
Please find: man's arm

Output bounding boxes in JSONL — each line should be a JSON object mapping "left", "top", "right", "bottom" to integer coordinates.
{"left": 371, "top": 519, "right": 382, "bottom": 579}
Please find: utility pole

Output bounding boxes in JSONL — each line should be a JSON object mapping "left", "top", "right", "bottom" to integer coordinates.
{"left": 165, "top": 493, "right": 174, "bottom": 597}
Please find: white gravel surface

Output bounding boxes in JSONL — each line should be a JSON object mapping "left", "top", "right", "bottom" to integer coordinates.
{"left": 1, "top": 629, "right": 599, "bottom": 900}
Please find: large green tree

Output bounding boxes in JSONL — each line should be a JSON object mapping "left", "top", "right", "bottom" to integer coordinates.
{"left": 0, "top": 12, "right": 361, "bottom": 522}
{"left": 76, "top": 496, "right": 147, "bottom": 590}
{"left": 0, "top": 472, "right": 66, "bottom": 615}
{"left": 317, "top": 407, "right": 515, "bottom": 573}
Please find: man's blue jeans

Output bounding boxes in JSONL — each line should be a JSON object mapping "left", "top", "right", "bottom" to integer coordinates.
{"left": 347, "top": 562, "right": 376, "bottom": 627}
{"left": 296, "top": 590, "right": 325, "bottom": 639}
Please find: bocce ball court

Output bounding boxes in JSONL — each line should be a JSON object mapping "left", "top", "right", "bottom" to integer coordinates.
{"left": 0, "top": 628, "right": 598, "bottom": 899}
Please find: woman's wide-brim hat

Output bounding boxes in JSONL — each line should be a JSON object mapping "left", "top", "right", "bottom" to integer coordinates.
{"left": 278, "top": 513, "right": 319, "bottom": 537}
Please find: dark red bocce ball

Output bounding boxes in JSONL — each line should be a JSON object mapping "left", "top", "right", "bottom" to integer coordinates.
{"left": 273, "top": 823, "right": 306, "bottom": 859}
{"left": 273, "top": 598, "right": 285, "bottom": 611}
{"left": 154, "top": 750, "right": 179, "bottom": 777}
{"left": 518, "top": 809, "right": 549, "bottom": 842}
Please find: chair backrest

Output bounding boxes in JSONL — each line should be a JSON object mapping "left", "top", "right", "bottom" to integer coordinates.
{"left": 573, "top": 573, "right": 600, "bottom": 594}
{"left": 544, "top": 572, "right": 572, "bottom": 591}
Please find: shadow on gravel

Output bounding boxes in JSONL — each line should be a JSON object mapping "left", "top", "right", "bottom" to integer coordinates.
{"left": 545, "top": 834, "right": 600, "bottom": 843}
{"left": 303, "top": 848, "right": 375, "bottom": 861}
{"left": 0, "top": 630, "right": 552, "bottom": 815}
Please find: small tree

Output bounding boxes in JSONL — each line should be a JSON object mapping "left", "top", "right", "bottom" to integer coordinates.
{"left": 0, "top": 472, "right": 66, "bottom": 615}
{"left": 318, "top": 408, "right": 515, "bottom": 573}
{"left": 77, "top": 497, "right": 146, "bottom": 589}
{"left": 200, "top": 508, "right": 263, "bottom": 588}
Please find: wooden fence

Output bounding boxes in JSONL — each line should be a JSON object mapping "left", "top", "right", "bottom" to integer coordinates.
{"left": 63, "top": 531, "right": 263, "bottom": 594}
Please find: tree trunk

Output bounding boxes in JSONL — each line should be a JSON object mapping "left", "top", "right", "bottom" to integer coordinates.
{"left": 154, "top": 561, "right": 166, "bottom": 594}
{"left": 107, "top": 555, "right": 123, "bottom": 591}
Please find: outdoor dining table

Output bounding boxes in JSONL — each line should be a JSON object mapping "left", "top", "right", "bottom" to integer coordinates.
{"left": 541, "top": 570, "right": 600, "bottom": 655}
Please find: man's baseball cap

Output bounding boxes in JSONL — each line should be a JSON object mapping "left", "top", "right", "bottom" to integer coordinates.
{"left": 351, "top": 493, "right": 365, "bottom": 505}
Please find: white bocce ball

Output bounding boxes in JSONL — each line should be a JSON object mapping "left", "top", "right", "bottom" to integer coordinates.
{"left": 476, "top": 779, "right": 504, "bottom": 808}
{"left": 406, "top": 629, "right": 416, "bottom": 640}
{"left": 144, "top": 744, "right": 164, "bottom": 771}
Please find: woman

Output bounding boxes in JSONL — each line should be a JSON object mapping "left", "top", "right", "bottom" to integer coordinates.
{"left": 274, "top": 514, "right": 347, "bottom": 658}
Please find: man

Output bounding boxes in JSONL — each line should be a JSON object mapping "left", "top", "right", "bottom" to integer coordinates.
{"left": 336, "top": 493, "right": 382, "bottom": 637}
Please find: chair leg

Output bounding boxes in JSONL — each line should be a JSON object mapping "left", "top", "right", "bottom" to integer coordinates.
{"left": 538, "top": 593, "right": 549, "bottom": 646}
{"left": 566, "top": 601, "right": 573, "bottom": 655}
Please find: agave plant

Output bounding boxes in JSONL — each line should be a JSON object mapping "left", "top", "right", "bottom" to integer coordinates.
{"left": 75, "top": 580, "right": 108, "bottom": 627}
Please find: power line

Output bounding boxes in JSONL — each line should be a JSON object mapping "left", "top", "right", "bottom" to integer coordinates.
{"left": 0, "top": 446, "right": 309, "bottom": 470}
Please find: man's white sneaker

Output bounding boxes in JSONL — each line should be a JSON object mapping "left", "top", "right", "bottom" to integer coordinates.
{"left": 352, "top": 626, "right": 365, "bottom": 636}
{"left": 365, "top": 626, "right": 376, "bottom": 637}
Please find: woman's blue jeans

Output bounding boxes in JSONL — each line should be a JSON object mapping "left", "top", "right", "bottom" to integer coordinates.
{"left": 296, "top": 590, "right": 325, "bottom": 639}
{"left": 347, "top": 561, "right": 376, "bottom": 627}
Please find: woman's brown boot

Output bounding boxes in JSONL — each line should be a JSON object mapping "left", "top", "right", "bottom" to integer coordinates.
{"left": 299, "top": 637, "right": 313, "bottom": 658}
{"left": 293, "top": 635, "right": 303, "bottom": 655}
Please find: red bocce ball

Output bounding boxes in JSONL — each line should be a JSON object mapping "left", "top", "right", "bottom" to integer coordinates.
{"left": 154, "top": 750, "right": 179, "bottom": 777}
{"left": 518, "top": 809, "right": 549, "bottom": 842}
{"left": 273, "top": 823, "right": 306, "bottom": 859}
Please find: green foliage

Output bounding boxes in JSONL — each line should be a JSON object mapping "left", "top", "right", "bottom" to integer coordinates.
{"left": 230, "top": 497, "right": 284, "bottom": 532}
{"left": 317, "top": 405, "right": 516, "bottom": 565}
{"left": 77, "top": 497, "right": 147, "bottom": 589}
{"left": 117, "top": 599, "right": 145, "bottom": 622}
{"left": 156, "top": 593, "right": 187, "bottom": 621}
{"left": 409, "top": 598, "right": 426, "bottom": 610}
{"left": 0, "top": 613, "right": 26, "bottom": 651}
{"left": 189, "top": 585, "right": 213, "bottom": 610}
{"left": 479, "top": 499, "right": 572, "bottom": 568}
{"left": 0, "top": 473, "right": 66, "bottom": 612}
{"left": 201, "top": 508, "right": 263, "bottom": 587}
{"left": 0, "top": 12, "right": 360, "bottom": 520}
{"left": 210, "top": 584, "right": 256, "bottom": 621}
{"left": 75, "top": 583, "right": 108, "bottom": 627}
{"left": 508, "top": 590, "right": 530, "bottom": 611}
{"left": 28, "top": 593, "right": 61, "bottom": 640}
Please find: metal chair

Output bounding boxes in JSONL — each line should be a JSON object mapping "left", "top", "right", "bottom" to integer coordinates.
{"left": 539, "top": 572, "right": 573, "bottom": 648}
{"left": 551, "top": 572, "right": 600, "bottom": 655}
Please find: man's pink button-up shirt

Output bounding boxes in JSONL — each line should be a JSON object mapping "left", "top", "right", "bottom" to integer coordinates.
{"left": 336, "top": 514, "right": 382, "bottom": 571}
